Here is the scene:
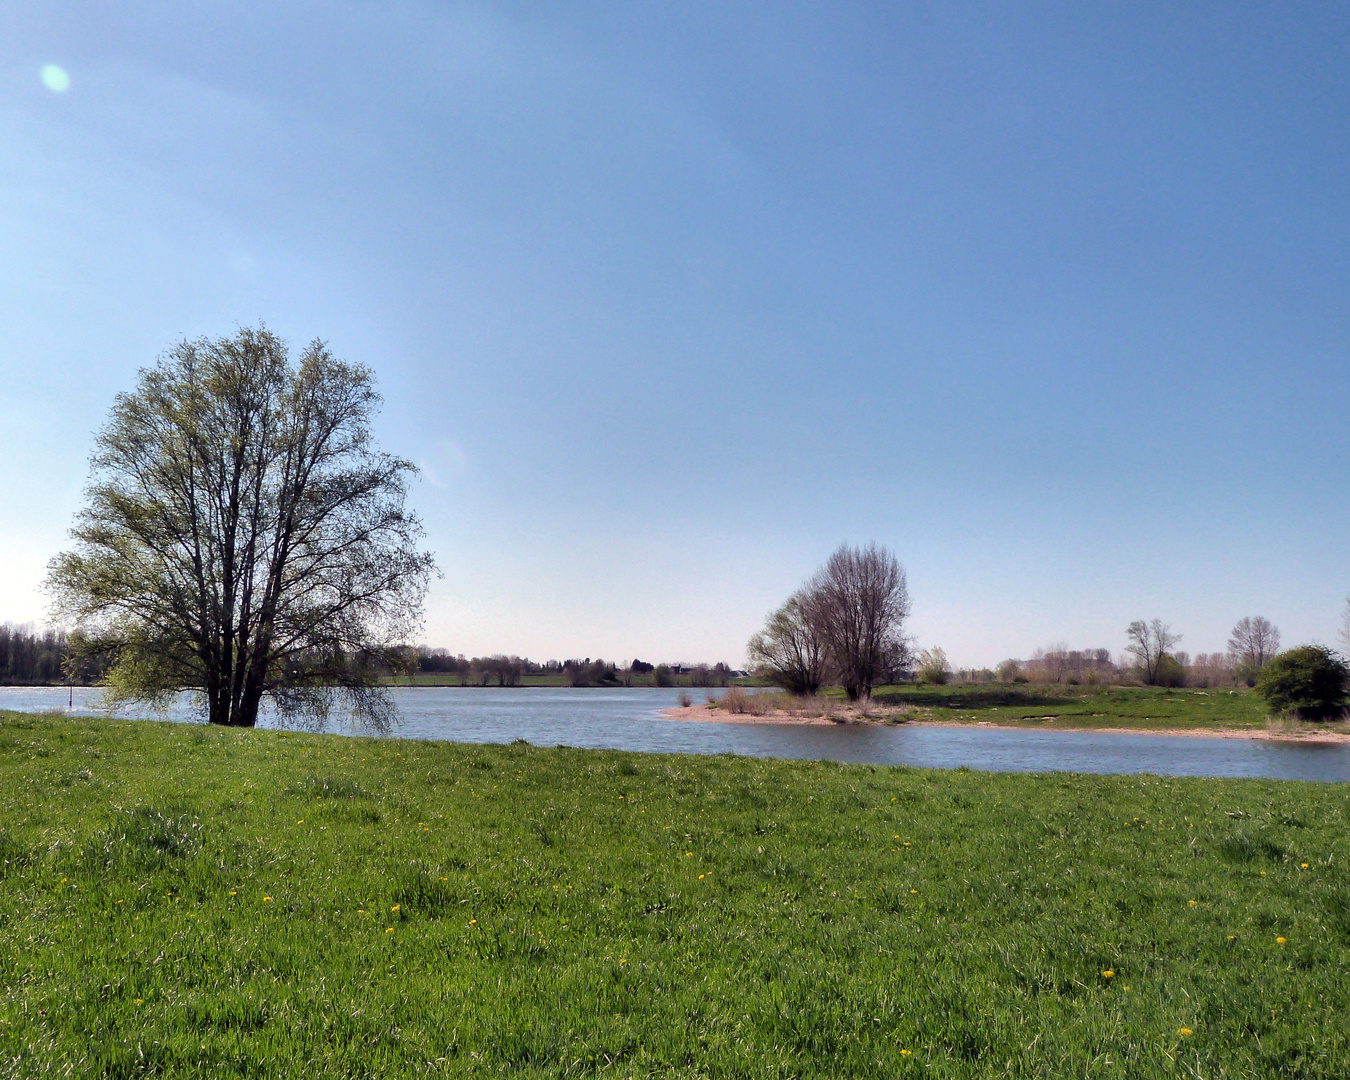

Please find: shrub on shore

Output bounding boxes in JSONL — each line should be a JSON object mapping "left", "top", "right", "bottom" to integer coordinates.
{"left": 1255, "top": 645, "right": 1349, "bottom": 721}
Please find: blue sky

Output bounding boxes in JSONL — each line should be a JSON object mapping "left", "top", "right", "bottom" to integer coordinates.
{"left": 2, "top": 2, "right": 1348, "bottom": 667}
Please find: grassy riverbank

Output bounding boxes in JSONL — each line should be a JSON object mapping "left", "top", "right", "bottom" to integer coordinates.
{"left": 697, "top": 684, "right": 1336, "bottom": 736}
{"left": 871, "top": 684, "right": 1277, "bottom": 732}
{"left": 2, "top": 710, "right": 1348, "bottom": 1077}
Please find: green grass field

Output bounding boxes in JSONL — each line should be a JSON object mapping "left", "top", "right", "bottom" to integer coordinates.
{"left": 871, "top": 684, "right": 1278, "bottom": 732}
{"left": 2, "top": 709, "right": 1348, "bottom": 1077}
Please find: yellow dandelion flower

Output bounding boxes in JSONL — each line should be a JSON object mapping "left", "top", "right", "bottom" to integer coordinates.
{"left": 391, "top": 905, "right": 400, "bottom": 912}
{"left": 699, "top": 874, "right": 705, "bottom": 879}
{"left": 263, "top": 896, "right": 273, "bottom": 902}
{"left": 1102, "top": 970, "right": 1114, "bottom": 978}
{"left": 910, "top": 889, "right": 918, "bottom": 894}
{"left": 229, "top": 891, "right": 236, "bottom": 896}
{"left": 116, "top": 899, "right": 123, "bottom": 904}
{"left": 1189, "top": 900, "right": 1197, "bottom": 906}
{"left": 900, "top": 1049, "right": 912, "bottom": 1056}
{"left": 297, "top": 820, "right": 303, "bottom": 825}
{"left": 1276, "top": 936, "right": 1286, "bottom": 944}
{"left": 357, "top": 909, "right": 365, "bottom": 913}
{"left": 1178, "top": 1027, "right": 1192, "bottom": 1036}
{"left": 135, "top": 999, "right": 143, "bottom": 1005}
{"left": 894, "top": 835, "right": 900, "bottom": 839}
{"left": 904, "top": 842, "right": 910, "bottom": 847}
{"left": 1301, "top": 863, "right": 1309, "bottom": 868}
{"left": 440, "top": 877, "right": 448, "bottom": 882}
{"left": 1227, "top": 935, "right": 1235, "bottom": 941}
{"left": 385, "top": 927, "right": 394, "bottom": 934}
{"left": 469, "top": 919, "right": 477, "bottom": 924}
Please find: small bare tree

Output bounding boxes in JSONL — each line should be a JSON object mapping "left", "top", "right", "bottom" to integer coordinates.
{"left": 1125, "top": 619, "right": 1181, "bottom": 686}
{"left": 747, "top": 590, "right": 828, "bottom": 695}
{"left": 1227, "top": 616, "right": 1281, "bottom": 685}
{"left": 807, "top": 543, "right": 911, "bottom": 701}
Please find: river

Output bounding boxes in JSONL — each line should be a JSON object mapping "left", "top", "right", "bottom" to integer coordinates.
{"left": 2, "top": 685, "right": 1347, "bottom": 782}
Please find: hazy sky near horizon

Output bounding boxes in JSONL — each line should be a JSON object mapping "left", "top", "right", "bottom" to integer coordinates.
{"left": 2, "top": 2, "right": 1348, "bottom": 668}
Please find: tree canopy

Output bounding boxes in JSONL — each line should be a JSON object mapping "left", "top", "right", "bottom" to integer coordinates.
{"left": 47, "top": 327, "right": 435, "bottom": 729}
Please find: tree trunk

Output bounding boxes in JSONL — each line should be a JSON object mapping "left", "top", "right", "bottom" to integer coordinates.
{"left": 234, "top": 681, "right": 265, "bottom": 727}
{"left": 208, "top": 686, "right": 232, "bottom": 726}
{"left": 233, "top": 647, "right": 271, "bottom": 727}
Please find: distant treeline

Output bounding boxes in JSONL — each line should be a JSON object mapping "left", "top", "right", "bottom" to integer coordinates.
{"left": 952, "top": 646, "right": 1244, "bottom": 689}
{"left": 0, "top": 624, "right": 105, "bottom": 686}
{"left": 410, "top": 648, "right": 737, "bottom": 687}
{"left": 0, "top": 627, "right": 737, "bottom": 689}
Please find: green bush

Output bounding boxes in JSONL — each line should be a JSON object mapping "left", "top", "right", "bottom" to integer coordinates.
{"left": 1254, "top": 645, "right": 1349, "bottom": 721}
{"left": 1154, "top": 654, "right": 1187, "bottom": 688}
{"left": 916, "top": 647, "right": 950, "bottom": 685}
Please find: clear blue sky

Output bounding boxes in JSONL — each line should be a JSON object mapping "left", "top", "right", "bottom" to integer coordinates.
{"left": 2, "top": 3, "right": 1348, "bottom": 667}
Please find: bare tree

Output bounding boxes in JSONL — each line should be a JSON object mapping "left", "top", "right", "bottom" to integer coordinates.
{"left": 1125, "top": 619, "right": 1181, "bottom": 686}
{"left": 1340, "top": 598, "right": 1350, "bottom": 657}
{"left": 807, "top": 543, "right": 911, "bottom": 701}
{"left": 1028, "top": 643, "right": 1069, "bottom": 683}
{"left": 1227, "top": 616, "right": 1281, "bottom": 685}
{"left": 47, "top": 327, "right": 435, "bottom": 729}
{"left": 1189, "top": 652, "right": 1232, "bottom": 688}
{"left": 747, "top": 589, "right": 828, "bottom": 695}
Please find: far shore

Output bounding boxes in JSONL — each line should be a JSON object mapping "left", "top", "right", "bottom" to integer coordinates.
{"left": 661, "top": 703, "right": 1350, "bottom": 743}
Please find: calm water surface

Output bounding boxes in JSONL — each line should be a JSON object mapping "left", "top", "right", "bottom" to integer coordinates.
{"left": 2, "top": 685, "right": 1347, "bottom": 782}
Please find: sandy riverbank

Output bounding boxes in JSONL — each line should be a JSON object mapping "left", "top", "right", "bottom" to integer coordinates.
{"left": 660, "top": 704, "right": 1350, "bottom": 742}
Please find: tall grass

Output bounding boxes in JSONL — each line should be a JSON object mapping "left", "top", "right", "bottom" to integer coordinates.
{"left": 716, "top": 685, "right": 834, "bottom": 717}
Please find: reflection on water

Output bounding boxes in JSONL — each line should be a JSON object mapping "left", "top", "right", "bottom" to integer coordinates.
{"left": 2, "top": 685, "right": 1348, "bottom": 782}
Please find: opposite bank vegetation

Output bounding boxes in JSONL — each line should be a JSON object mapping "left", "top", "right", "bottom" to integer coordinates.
{"left": 2, "top": 709, "right": 1347, "bottom": 1078}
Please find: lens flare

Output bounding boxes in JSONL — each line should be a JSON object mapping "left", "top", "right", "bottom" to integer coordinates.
{"left": 41, "top": 65, "right": 70, "bottom": 93}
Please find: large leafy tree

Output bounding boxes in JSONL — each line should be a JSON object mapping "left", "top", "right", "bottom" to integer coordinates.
{"left": 47, "top": 327, "right": 435, "bottom": 729}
